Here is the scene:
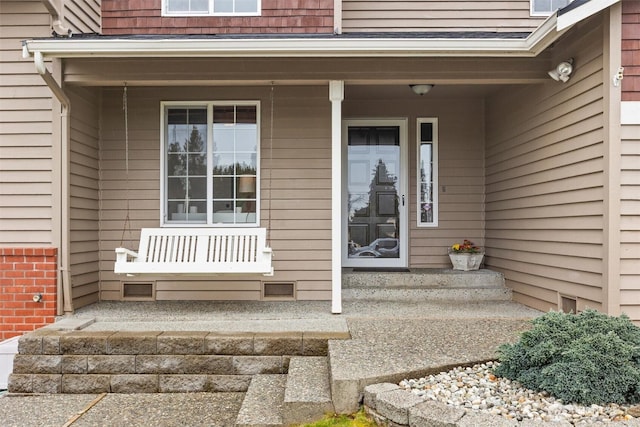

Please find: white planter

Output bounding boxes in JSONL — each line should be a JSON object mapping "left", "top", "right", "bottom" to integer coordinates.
{"left": 449, "top": 252, "right": 484, "bottom": 271}
{"left": 0, "top": 336, "right": 19, "bottom": 390}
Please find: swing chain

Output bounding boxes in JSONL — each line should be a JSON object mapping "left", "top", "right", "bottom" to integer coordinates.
{"left": 119, "top": 84, "right": 132, "bottom": 247}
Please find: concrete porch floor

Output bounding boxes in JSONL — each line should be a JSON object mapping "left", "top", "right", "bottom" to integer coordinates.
{"left": 61, "top": 268, "right": 534, "bottom": 332}
{"left": 60, "top": 298, "right": 542, "bottom": 332}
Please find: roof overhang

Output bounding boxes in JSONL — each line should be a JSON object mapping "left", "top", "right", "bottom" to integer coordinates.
{"left": 23, "top": 14, "right": 563, "bottom": 60}
{"left": 23, "top": 0, "right": 620, "bottom": 60}
{"left": 557, "top": 0, "right": 620, "bottom": 31}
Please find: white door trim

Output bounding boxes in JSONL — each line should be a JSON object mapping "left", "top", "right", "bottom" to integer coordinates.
{"left": 342, "top": 118, "right": 409, "bottom": 268}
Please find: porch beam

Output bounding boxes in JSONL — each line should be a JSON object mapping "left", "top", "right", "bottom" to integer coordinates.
{"left": 329, "top": 80, "right": 344, "bottom": 314}
{"left": 58, "top": 57, "right": 552, "bottom": 87}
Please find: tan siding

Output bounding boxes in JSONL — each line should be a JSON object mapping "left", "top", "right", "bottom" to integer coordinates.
{"left": 63, "top": 0, "right": 101, "bottom": 34}
{"left": 0, "top": 0, "right": 54, "bottom": 246}
{"left": 343, "top": 97, "right": 485, "bottom": 268}
{"left": 342, "top": 0, "right": 546, "bottom": 33}
{"left": 99, "top": 86, "right": 332, "bottom": 301}
{"left": 69, "top": 86, "right": 101, "bottom": 309}
{"left": 485, "top": 16, "right": 606, "bottom": 312}
{"left": 620, "top": 123, "right": 640, "bottom": 319}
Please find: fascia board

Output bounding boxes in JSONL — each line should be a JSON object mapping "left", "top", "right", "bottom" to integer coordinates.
{"left": 24, "top": 38, "right": 532, "bottom": 58}
{"left": 23, "top": 15, "right": 562, "bottom": 59}
{"left": 557, "top": 0, "right": 620, "bottom": 30}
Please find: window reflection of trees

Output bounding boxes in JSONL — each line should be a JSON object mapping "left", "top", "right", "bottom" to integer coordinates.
{"left": 168, "top": 126, "right": 206, "bottom": 198}
{"left": 349, "top": 158, "right": 399, "bottom": 251}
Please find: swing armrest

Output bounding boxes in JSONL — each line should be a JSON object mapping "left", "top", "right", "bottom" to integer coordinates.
{"left": 115, "top": 247, "right": 139, "bottom": 263}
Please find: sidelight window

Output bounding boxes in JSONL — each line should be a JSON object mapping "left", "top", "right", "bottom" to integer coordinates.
{"left": 417, "top": 118, "right": 438, "bottom": 227}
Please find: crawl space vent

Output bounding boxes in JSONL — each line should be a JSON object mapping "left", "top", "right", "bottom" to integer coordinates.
{"left": 122, "top": 282, "right": 155, "bottom": 301}
{"left": 561, "top": 295, "right": 577, "bottom": 314}
{"left": 263, "top": 282, "right": 295, "bottom": 300}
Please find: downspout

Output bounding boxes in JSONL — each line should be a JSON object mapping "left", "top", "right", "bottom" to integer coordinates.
{"left": 33, "top": 51, "right": 73, "bottom": 315}
{"left": 333, "top": 0, "right": 342, "bottom": 34}
{"left": 40, "top": 0, "right": 72, "bottom": 37}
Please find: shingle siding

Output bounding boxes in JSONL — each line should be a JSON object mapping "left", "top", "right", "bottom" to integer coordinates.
{"left": 101, "top": 0, "right": 334, "bottom": 34}
{"left": 622, "top": 0, "right": 640, "bottom": 101}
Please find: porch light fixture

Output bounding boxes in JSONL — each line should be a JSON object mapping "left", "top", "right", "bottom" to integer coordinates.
{"left": 409, "top": 84, "right": 434, "bottom": 96}
{"left": 548, "top": 58, "right": 574, "bottom": 83}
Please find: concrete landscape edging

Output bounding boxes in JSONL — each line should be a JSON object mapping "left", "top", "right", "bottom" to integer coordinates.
{"left": 362, "top": 383, "right": 640, "bottom": 427}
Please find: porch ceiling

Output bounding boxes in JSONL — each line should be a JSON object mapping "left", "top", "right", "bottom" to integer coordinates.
{"left": 345, "top": 84, "right": 505, "bottom": 100}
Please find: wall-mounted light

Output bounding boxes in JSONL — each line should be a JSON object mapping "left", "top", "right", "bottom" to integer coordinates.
{"left": 32, "top": 293, "right": 42, "bottom": 303}
{"left": 613, "top": 67, "right": 624, "bottom": 87}
{"left": 409, "top": 84, "right": 434, "bottom": 96}
{"left": 548, "top": 58, "right": 574, "bottom": 83}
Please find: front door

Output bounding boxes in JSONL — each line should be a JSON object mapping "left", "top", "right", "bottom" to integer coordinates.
{"left": 342, "top": 119, "right": 408, "bottom": 268}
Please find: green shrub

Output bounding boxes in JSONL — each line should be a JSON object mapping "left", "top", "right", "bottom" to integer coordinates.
{"left": 493, "top": 309, "right": 640, "bottom": 405}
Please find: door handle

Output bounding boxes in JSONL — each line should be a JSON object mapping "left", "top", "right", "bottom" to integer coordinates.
{"left": 402, "top": 195, "right": 405, "bottom": 206}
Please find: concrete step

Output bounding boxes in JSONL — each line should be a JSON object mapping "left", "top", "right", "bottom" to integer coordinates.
{"left": 343, "top": 269, "right": 504, "bottom": 289}
{"left": 342, "top": 287, "right": 512, "bottom": 301}
{"left": 236, "top": 374, "right": 286, "bottom": 427}
{"left": 342, "top": 269, "right": 511, "bottom": 301}
{"left": 283, "top": 357, "right": 334, "bottom": 425}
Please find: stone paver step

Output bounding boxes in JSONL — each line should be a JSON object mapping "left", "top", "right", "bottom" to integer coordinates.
{"left": 236, "top": 374, "right": 286, "bottom": 427}
{"left": 283, "top": 356, "right": 334, "bottom": 425}
{"left": 8, "top": 329, "right": 350, "bottom": 395}
{"left": 15, "top": 330, "right": 349, "bottom": 357}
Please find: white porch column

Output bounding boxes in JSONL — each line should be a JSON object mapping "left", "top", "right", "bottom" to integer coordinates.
{"left": 329, "top": 80, "right": 344, "bottom": 314}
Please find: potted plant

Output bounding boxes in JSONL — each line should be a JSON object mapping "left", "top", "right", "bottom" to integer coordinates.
{"left": 448, "top": 239, "right": 484, "bottom": 271}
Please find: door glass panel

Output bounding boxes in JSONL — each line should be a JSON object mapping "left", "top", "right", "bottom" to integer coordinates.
{"left": 347, "top": 126, "right": 400, "bottom": 259}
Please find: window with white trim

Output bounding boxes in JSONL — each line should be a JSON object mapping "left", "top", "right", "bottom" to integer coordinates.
{"left": 531, "top": 0, "right": 572, "bottom": 15}
{"left": 417, "top": 118, "right": 438, "bottom": 227}
{"left": 163, "top": 0, "right": 260, "bottom": 15}
{"left": 162, "top": 102, "right": 260, "bottom": 226}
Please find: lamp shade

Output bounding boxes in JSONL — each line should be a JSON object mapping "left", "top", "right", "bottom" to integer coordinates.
{"left": 238, "top": 176, "right": 256, "bottom": 194}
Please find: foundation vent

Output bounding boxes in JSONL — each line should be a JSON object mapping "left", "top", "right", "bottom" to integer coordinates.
{"left": 262, "top": 282, "right": 296, "bottom": 300}
{"left": 122, "top": 282, "right": 155, "bottom": 301}
{"left": 560, "top": 295, "right": 577, "bottom": 314}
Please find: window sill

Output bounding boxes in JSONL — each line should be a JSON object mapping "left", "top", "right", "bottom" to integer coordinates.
{"left": 161, "top": 12, "right": 261, "bottom": 17}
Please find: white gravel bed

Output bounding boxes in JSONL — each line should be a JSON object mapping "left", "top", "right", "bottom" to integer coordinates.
{"left": 400, "top": 361, "right": 636, "bottom": 425}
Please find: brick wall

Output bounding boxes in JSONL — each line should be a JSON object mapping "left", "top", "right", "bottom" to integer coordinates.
{"left": 0, "top": 248, "right": 57, "bottom": 340}
{"left": 622, "top": 0, "right": 640, "bottom": 101}
{"left": 102, "top": 0, "right": 334, "bottom": 35}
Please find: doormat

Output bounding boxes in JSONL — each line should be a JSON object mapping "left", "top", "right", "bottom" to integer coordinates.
{"left": 351, "top": 268, "right": 410, "bottom": 272}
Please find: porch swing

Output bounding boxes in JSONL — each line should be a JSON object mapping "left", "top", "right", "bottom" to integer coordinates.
{"left": 114, "top": 85, "right": 274, "bottom": 276}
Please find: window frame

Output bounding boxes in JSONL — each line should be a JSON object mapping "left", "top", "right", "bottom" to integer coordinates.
{"left": 160, "top": 100, "right": 261, "bottom": 228}
{"left": 530, "top": 0, "right": 572, "bottom": 16}
{"left": 416, "top": 118, "right": 438, "bottom": 228}
{"left": 162, "top": 0, "right": 261, "bottom": 16}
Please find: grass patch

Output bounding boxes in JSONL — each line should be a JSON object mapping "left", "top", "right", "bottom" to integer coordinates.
{"left": 298, "top": 408, "right": 378, "bottom": 427}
